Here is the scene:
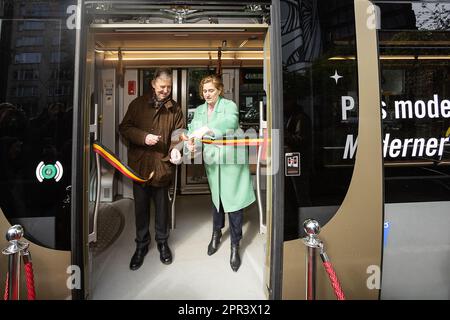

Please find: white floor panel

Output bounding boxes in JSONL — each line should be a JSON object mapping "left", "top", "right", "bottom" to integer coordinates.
{"left": 91, "top": 195, "right": 267, "bottom": 300}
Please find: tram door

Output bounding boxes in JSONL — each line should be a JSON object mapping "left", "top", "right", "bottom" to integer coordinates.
{"left": 75, "top": 3, "right": 276, "bottom": 299}
{"left": 279, "top": 0, "right": 450, "bottom": 300}
{"left": 280, "top": 0, "right": 384, "bottom": 299}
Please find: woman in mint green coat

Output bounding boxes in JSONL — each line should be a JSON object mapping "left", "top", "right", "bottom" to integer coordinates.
{"left": 187, "top": 74, "right": 255, "bottom": 272}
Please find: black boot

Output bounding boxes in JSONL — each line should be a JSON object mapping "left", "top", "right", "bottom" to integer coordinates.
{"left": 129, "top": 246, "right": 149, "bottom": 271}
{"left": 207, "top": 230, "right": 222, "bottom": 256}
{"left": 157, "top": 242, "right": 173, "bottom": 265}
{"left": 230, "top": 244, "right": 241, "bottom": 272}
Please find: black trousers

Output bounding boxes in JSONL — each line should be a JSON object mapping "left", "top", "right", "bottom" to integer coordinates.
{"left": 213, "top": 201, "right": 243, "bottom": 246}
{"left": 133, "top": 182, "right": 169, "bottom": 249}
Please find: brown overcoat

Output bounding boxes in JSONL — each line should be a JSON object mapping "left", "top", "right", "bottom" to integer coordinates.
{"left": 119, "top": 93, "right": 184, "bottom": 187}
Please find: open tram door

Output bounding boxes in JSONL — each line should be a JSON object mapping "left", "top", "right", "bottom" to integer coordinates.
{"left": 71, "top": 0, "right": 285, "bottom": 300}
{"left": 280, "top": 0, "right": 384, "bottom": 299}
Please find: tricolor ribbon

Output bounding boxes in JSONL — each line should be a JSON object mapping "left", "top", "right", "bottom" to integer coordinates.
{"left": 180, "top": 133, "right": 269, "bottom": 146}
{"left": 92, "top": 141, "right": 154, "bottom": 183}
{"left": 201, "top": 137, "right": 266, "bottom": 146}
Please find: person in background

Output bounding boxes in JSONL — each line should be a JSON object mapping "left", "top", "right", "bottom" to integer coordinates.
{"left": 187, "top": 74, "right": 255, "bottom": 272}
{"left": 119, "top": 68, "right": 184, "bottom": 270}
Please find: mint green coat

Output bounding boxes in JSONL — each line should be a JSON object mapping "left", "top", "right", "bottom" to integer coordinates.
{"left": 188, "top": 97, "right": 256, "bottom": 212}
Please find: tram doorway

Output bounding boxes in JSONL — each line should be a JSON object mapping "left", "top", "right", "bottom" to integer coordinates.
{"left": 79, "top": 4, "right": 276, "bottom": 300}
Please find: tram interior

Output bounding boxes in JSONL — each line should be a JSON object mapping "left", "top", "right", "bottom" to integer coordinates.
{"left": 86, "top": 22, "right": 269, "bottom": 299}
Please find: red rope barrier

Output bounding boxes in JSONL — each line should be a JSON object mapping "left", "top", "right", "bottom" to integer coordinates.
{"left": 322, "top": 261, "right": 346, "bottom": 300}
{"left": 4, "top": 272, "right": 8, "bottom": 300}
{"left": 2, "top": 226, "right": 36, "bottom": 300}
{"left": 24, "top": 261, "right": 36, "bottom": 300}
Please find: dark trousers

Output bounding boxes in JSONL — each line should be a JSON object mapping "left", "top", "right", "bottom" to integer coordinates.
{"left": 133, "top": 182, "right": 169, "bottom": 249}
{"left": 213, "top": 201, "right": 243, "bottom": 246}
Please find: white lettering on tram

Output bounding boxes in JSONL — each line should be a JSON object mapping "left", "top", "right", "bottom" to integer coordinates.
{"left": 394, "top": 95, "right": 450, "bottom": 119}
{"left": 343, "top": 134, "right": 450, "bottom": 159}
{"left": 341, "top": 96, "right": 355, "bottom": 121}
{"left": 343, "top": 134, "right": 358, "bottom": 159}
{"left": 341, "top": 94, "right": 450, "bottom": 121}
{"left": 340, "top": 94, "right": 450, "bottom": 160}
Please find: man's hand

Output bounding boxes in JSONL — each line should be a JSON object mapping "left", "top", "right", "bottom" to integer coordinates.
{"left": 145, "top": 133, "right": 160, "bottom": 146}
{"left": 169, "top": 148, "right": 182, "bottom": 165}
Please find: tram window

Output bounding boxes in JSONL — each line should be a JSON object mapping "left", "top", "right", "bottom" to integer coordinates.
{"left": 377, "top": 2, "right": 450, "bottom": 202}
{"left": 281, "top": 0, "right": 359, "bottom": 239}
{"left": 0, "top": 0, "right": 77, "bottom": 250}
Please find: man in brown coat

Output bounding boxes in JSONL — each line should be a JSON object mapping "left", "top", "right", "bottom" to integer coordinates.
{"left": 119, "top": 68, "right": 184, "bottom": 270}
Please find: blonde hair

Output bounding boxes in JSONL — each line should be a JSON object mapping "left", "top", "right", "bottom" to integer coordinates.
{"left": 199, "top": 75, "right": 224, "bottom": 99}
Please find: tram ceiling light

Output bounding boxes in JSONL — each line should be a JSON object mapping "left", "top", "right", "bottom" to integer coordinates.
{"left": 102, "top": 49, "right": 264, "bottom": 60}
{"left": 104, "top": 57, "right": 263, "bottom": 61}
{"left": 98, "top": 48, "right": 263, "bottom": 52}
{"left": 103, "top": 53, "right": 264, "bottom": 61}
{"left": 113, "top": 28, "right": 247, "bottom": 32}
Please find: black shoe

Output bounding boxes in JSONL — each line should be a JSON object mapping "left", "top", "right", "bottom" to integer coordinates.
{"left": 157, "top": 242, "right": 173, "bottom": 265}
{"left": 129, "top": 246, "right": 149, "bottom": 271}
{"left": 207, "top": 230, "right": 222, "bottom": 256}
{"left": 230, "top": 245, "right": 241, "bottom": 272}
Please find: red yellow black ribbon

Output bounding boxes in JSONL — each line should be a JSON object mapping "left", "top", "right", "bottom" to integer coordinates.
{"left": 92, "top": 142, "right": 153, "bottom": 183}
{"left": 200, "top": 138, "right": 266, "bottom": 146}
{"left": 180, "top": 132, "right": 268, "bottom": 146}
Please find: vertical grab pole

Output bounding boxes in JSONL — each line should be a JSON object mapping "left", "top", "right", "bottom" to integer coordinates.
{"left": 92, "top": 152, "right": 101, "bottom": 241}
{"left": 170, "top": 165, "right": 178, "bottom": 230}
{"left": 2, "top": 225, "right": 27, "bottom": 300}
{"left": 256, "top": 100, "right": 264, "bottom": 234}
{"left": 256, "top": 95, "right": 267, "bottom": 234}
{"left": 302, "top": 219, "right": 322, "bottom": 300}
{"left": 89, "top": 103, "right": 100, "bottom": 243}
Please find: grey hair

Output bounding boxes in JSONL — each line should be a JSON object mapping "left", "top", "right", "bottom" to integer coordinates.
{"left": 153, "top": 68, "right": 172, "bottom": 81}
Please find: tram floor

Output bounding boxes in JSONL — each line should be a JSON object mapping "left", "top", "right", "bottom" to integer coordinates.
{"left": 90, "top": 194, "right": 266, "bottom": 300}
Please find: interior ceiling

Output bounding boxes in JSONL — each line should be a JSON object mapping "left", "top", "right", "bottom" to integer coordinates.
{"left": 94, "top": 29, "right": 266, "bottom": 67}
{"left": 94, "top": 30, "right": 265, "bottom": 50}
{"left": 88, "top": 1, "right": 268, "bottom": 66}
